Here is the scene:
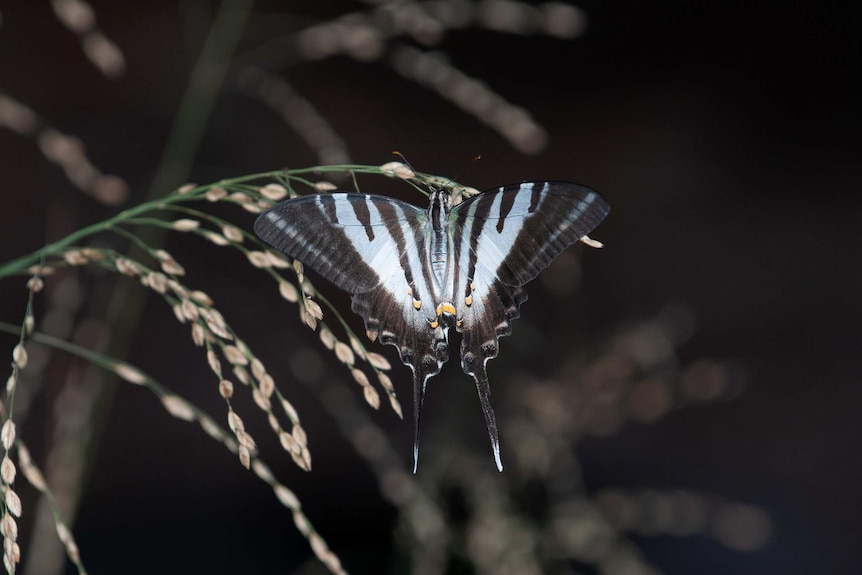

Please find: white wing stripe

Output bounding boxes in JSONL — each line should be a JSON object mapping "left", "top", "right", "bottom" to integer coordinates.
{"left": 473, "top": 184, "right": 534, "bottom": 274}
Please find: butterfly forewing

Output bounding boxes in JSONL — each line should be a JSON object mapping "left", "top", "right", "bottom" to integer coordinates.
{"left": 452, "top": 181, "right": 611, "bottom": 288}
{"left": 254, "top": 193, "right": 426, "bottom": 295}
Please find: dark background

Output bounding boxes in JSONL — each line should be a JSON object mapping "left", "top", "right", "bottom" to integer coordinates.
{"left": 0, "top": 1, "right": 859, "bottom": 574}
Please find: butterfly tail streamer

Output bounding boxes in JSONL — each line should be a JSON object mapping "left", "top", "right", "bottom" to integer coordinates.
{"left": 471, "top": 363, "right": 503, "bottom": 472}
{"left": 411, "top": 368, "right": 425, "bottom": 474}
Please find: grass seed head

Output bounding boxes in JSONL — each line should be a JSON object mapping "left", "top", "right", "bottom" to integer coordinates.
{"left": 388, "top": 394, "right": 403, "bottom": 418}
{"left": 198, "top": 415, "right": 225, "bottom": 441}
{"left": 266, "top": 413, "right": 279, "bottom": 432}
{"left": 114, "top": 257, "right": 142, "bottom": 276}
{"left": 281, "top": 399, "right": 299, "bottom": 423}
{"left": 247, "top": 251, "right": 271, "bottom": 268}
{"left": 305, "top": 298, "right": 323, "bottom": 320}
{"left": 279, "top": 431, "right": 301, "bottom": 454}
{"left": 154, "top": 250, "right": 185, "bottom": 275}
{"left": 174, "top": 183, "right": 197, "bottom": 194}
{"left": 260, "top": 183, "right": 289, "bottom": 200}
{"left": 4, "top": 489, "right": 22, "bottom": 518}
{"left": 319, "top": 328, "right": 335, "bottom": 350}
{"left": 223, "top": 345, "right": 248, "bottom": 366}
{"left": 300, "top": 308, "right": 318, "bottom": 331}
{"left": 334, "top": 341, "right": 355, "bottom": 365}
{"left": 1, "top": 513, "right": 17, "bottom": 541}
{"left": 204, "top": 231, "right": 230, "bottom": 245}
{"left": 171, "top": 218, "right": 200, "bottom": 231}
{"left": 26, "top": 276, "right": 44, "bottom": 292}
{"left": 172, "top": 303, "right": 186, "bottom": 323}
{"left": 160, "top": 259, "right": 185, "bottom": 276}
{"left": 380, "top": 161, "right": 415, "bottom": 179}
{"left": 221, "top": 224, "right": 244, "bottom": 243}
{"left": 190, "top": 290, "right": 213, "bottom": 306}
{"left": 349, "top": 335, "right": 366, "bottom": 360}
{"left": 251, "top": 357, "right": 266, "bottom": 380}
{"left": 219, "top": 379, "right": 234, "bottom": 398}
{"left": 366, "top": 352, "right": 391, "bottom": 370}
{"left": 259, "top": 374, "right": 275, "bottom": 399}
{"left": 12, "top": 345, "right": 28, "bottom": 369}
{"left": 143, "top": 272, "right": 168, "bottom": 293}
{"left": 1, "top": 421, "right": 16, "bottom": 450}
{"left": 204, "top": 186, "right": 227, "bottom": 201}
{"left": 241, "top": 202, "right": 264, "bottom": 214}
{"left": 252, "top": 388, "right": 271, "bottom": 410}
{"left": 113, "top": 363, "right": 147, "bottom": 384}
{"left": 291, "top": 424, "right": 307, "bottom": 447}
{"left": 227, "top": 410, "right": 244, "bottom": 433}
{"left": 191, "top": 322, "right": 206, "bottom": 346}
{"left": 377, "top": 371, "right": 394, "bottom": 392}
{"left": 265, "top": 250, "right": 291, "bottom": 268}
{"left": 205, "top": 318, "right": 231, "bottom": 340}
{"left": 252, "top": 460, "right": 274, "bottom": 483}
{"left": 274, "top": 485, "right": 300, "bottom": 509}
{"left": 351, "top": 368, "right": 370, "bottom": 388}
{"left": 313, "top": 181, "right": 337, "bottom": 192}
{"left": 181, "top": 299, "right": 199, "bottom": 322}
{"left": 162, "top": 396, "right": 196, "bottom": 421}
{"left": 207, "top": 349, "right": 222, "bottom": 377}
{"left": 233, "top": 365, "right": 251, "bottom": 385}
{"left": 363, "top": 385, "right": 381, "bottom": 409}
{"left": 62, "top": 249, "right": 89, "bottom": 266}
{"left": 1, "top": 456, "right": 16, "bottom": 484}
{"left": 238, "top": 445, "right": 251, "bottom": 469}
{"left": 279, "top": 280, "right": 299, "bottom": 302}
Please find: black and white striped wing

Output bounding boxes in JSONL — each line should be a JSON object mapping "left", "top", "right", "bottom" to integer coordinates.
{"left": 448, "top": 182, "right": 610, "bottom": 468}
{"left": 255, "top": 193, "right": 448, "bottom": 367}
{"left": 450, "top": 180, "right": 610, "bottom": 349}
{"left": 255, "top": 193, "right": 409, "bottom": 295}
{"left": 254, "top": 193, "right": 450, "bottom": 469}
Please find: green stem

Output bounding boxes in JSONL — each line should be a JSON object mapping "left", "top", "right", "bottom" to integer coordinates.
{"left": 0, "top": 163, "right": 427, "bottom": 279}
{"left": 0, "top": 170, "right": 278, "bottom": 279}
{"left": 0, "top": 201, "right": 165, "bottom": 278}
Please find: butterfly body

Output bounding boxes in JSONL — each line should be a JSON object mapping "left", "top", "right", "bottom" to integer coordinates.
{"left": 255, "top": 181, "right": 610, "bottom": 472}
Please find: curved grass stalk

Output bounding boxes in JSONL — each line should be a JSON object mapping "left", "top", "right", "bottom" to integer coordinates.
{"left": 0, "top": 162, "right": 458, "bottom": 574}
{"left": 0, "top": 321, "right": 346, "bottom": 575}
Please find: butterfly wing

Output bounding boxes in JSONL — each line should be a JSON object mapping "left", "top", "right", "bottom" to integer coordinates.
{"left": 449, "top": 181, "right": 611, "bottom": 470}
{"left": 254, "top": 193, "right": 449, "bottom": 471}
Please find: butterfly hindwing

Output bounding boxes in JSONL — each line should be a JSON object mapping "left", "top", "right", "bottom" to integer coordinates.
{"left": 447, "top": 182, "right": 610, "bottom": 469}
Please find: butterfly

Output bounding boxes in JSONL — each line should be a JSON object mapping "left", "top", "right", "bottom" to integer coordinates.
{"left": 254, "top": 180, "right": 610, "bottom": 472}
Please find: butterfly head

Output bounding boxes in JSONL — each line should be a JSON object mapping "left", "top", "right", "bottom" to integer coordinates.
{"left": 428, "top": 189, "right": 453, "bottom": 232}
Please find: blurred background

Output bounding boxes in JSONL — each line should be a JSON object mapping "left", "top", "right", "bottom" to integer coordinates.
{"left": 0, "top": 1, "right": 860, "bottom": 574}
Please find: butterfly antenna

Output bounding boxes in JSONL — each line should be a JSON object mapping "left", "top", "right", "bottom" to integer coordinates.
{"left": 443, "top": 154, "right": 482, "bottom": 204}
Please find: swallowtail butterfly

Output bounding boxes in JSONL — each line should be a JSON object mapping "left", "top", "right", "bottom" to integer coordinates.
{"left": 255, "top": 180, "right": 610, "bottom": 472}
